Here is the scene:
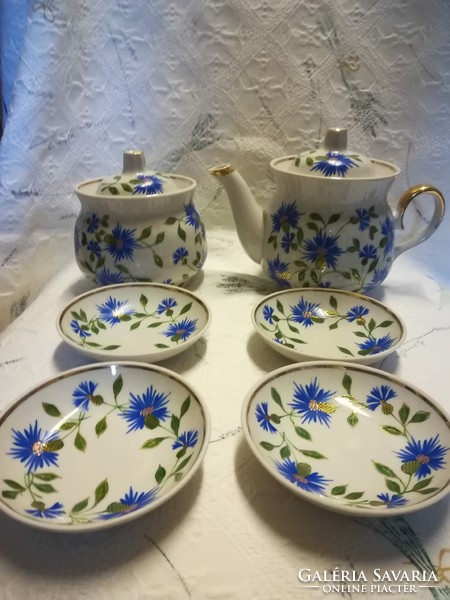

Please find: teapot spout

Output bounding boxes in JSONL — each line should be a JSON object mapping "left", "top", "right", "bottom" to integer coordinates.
{"left": 209, "top": 164, "right": 263, "bottom": 264}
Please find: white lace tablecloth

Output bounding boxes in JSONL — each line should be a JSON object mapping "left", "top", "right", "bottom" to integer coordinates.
{"left": 0, "top": 228, "right": 450, "bottom": 600}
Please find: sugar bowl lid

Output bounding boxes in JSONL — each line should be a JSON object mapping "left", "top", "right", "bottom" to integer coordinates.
{"left": 96, "top": 150, "right": 179, "bottom": 196}
{"left": 290, "top": 128, "right": 376, "bottom": 179}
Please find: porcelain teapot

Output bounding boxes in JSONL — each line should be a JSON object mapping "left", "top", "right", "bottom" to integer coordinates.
{"left": 74, "top": 150, "right": 207, "bottom": 286}
{"left": 210, "top": 128, "right": 445, "bottom": 292}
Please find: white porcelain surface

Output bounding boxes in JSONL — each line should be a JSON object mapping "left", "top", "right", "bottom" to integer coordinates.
{"left": 57, "top": 283, "right": 211, "bottom": 362}
{"left": 0, "top": 362, "right": 210, "bottom": 531}
{"left": 252, "top": 288, "right": 406, "bottom": 365}
{"left": 242, "top": 361, "right": 450, "bottom": 517}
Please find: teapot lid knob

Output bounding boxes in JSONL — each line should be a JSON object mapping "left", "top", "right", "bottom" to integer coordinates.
{"left": 122, "top": 150, "right": 146, "bottom": 174}
{"left": 323, "top": 127, "right": 348, "bottom": 152}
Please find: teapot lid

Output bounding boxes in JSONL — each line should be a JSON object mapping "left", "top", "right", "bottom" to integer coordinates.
{"left": 95, "top": 150, "right": 179, "bottom": 196}
{"left": 290, "top": 128, "right": 376, "bottom": 179}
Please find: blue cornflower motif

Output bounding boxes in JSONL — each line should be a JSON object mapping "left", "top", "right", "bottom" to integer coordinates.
{"left": 346, "top": 305, "right": 369, "bottom": 322}
{"left": 366, "top": 384, "right": 397, "bottom": 411}
{"left": 267, "top": 255, "right": 291, "bottom": 288}
{"left": 121, "top": 386, "right": 170, "bottom": 432}
{"left": 369, "top": 266, "right": 390, "bottom": 289}
{"left": 381, "top": 217, "right": 395, "bottom": 256}
{"left": 26, "top": 502, "right": 65, "bottom": 519}
{"left": 358, "top": 334, "right": 395, "bottom": 355}
{"left": 87, "top": 213, "right": 100, "bottom": 233}
{"left": 172, "top": 429, "right": 198, "bottom": 450}
{"left": 310, "top": 152, "right": 359, "bottom": 177}
{"left": 95, "top": 267, "right": 124, "bottom": 286}
{"left": 303, "top": 231, "right": 343, "bottom": 270}
{"left": 396, "top": 435, "right": 449, "bottom": 479}
{"left": 377, "top": 493, "right": 408, "bottom": 508}
{"left": 132, "top": 174, "right": 164, "bottom": 195}
{"left": 105, "top": 224, "right": 138, "bottom": 263}
{"left": 100, "top": 486, "right": 158, "bottom": 520}
{"left": 184, "top": 202, "right": 202, "bottom": 231}
{"left": 70, "top": 319, "right": 91, "bottom": 339}
{"left": 263, "top": 305, "right": 275, "bottom": 324}
{"left": 271, "top": 202, "right": 301, "bottom": 234}
{"left": 163, "top": 317, "right": 197, "bottom": 341}
{"left": 157, "top": 298, "right": 178, "bottom": 314}
{"left": 73, "top": 380, "right": 98, "bottom": 412}
{"left": 281, "top": 232, "right": 295, "bottom": 253}
{"left": 275, "top": 458, "right": 330, "bottom": 494}
{"left": 355, "top": 208, "right": 371, "bottom": 231}
{"left": 8, "top": 421, "right": 60, "bottom": 473}
{"left": 289, "top": 378, "right": 336, "bottom": 427}
{"left": 255, "top": 402, "right": 277, "bottom": 434}
{"left": 359, "top": 244, "right": 377, "bottom": 261}
{"left": 86, "top": 240, "right": 102, "bottom": 258}
{"left": 290, "top": 297, "right": 321, "bottom": 328}
{"left": 97, "top": 296, "right": 135, "bottom": 326}
{"left": 318, "top": 281, "right": 333, "bottom": 288}
{"left": 173, "top": 247, "right": 189, "bottom": 265}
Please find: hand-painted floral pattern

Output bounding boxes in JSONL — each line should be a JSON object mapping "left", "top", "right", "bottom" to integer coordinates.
{"left": 258, "top": 292, "right": 399, "bottom": 359}
{"left": 248, "top": 368, "right": 450, "bottom": 513}
{"left": 1, "top": 372, "right": 203, "bottom": 526}
{"left": 76, "top": 202, "right": 206, "bottom": 286}
{"left": 68, "top": 293, "right": 199, "bottom": 354}
{"left": 265, "top": 202, "right": 393, "bottom": 291}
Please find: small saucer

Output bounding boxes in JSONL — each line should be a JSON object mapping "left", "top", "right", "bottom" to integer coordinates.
{"left": 242, "top": 361, "right": 450, "bottom": 517}
{"left": 0, "top": 362, "right": 210, "bottom": 531}
{"left": 252, "top": 288, "right": 406, "bottom": 365}
{"left": 57, "top": 283, "right": 211, "bottom": 363}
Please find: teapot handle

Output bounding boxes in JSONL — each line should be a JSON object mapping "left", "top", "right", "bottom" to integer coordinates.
{"left": 393, "top": 184, "right": 445, "bottom": 257}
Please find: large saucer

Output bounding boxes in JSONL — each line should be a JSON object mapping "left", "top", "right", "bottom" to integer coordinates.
{"left": 0, "top": 362, "right": 210, "bottom": 532}
{"left": 241, "top": 361, "right": 450, "bottom": 517}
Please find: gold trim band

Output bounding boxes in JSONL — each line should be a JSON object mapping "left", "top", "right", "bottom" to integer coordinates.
{"left": 208, "top": 164, "right": 235, "bottom": 177}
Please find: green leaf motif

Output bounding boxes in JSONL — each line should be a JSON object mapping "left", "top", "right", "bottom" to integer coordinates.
{"left": 276, "top": 300, "right": 285, "bottom": 314}
{"left": 280, "top": 445, "right": 290, "bottom": 459}
{"left": 71, "top": 498, "right": 89, "bottom": 513}
{"left": 171, "top": 415, "right": 180, "bottom": 437}
{"left": 381, "top": 425, "right": 403, "bottom": 436}
{"left": 95, "top": 417, "right": 107, "bottom": 437}
{"left": 342, "top": 374, "right": 352, "bottom": 394}
{"left": 155, "top": 465, "right": 166, "bottom": 484}
{"left": 260, "top": 441, "right": 275, "bottom": 451}
{"left": 412, "top": 477, "right": 432, "bottom": 492}
{"left": 42, "top": 402, "right": 62, "bottom": 417}
{"left": 94, "top": 479, "right": 109, "bottom": 506}
{"left": 75, "top": 432, "right": 87, "bottom": 452}
{"left": 399, "top": 403, "right": 410, "bottom": 425}
{"left": 175, "top": 455, "right": 192, "bottom": 473}
{"left": 271, "top": 387, "right": 283, "bottom": 409}
{"left": 3, "top": 479, "right": 26, "bottom": 491}
{"left": 34, "top": 473, "right": 60, "bottom": 482}
{"left": 113, "top": 375, "right": 123, "bottom": 399}
{"left": 180, "top": 396, "right": 191, "bottom": 418}
{"left": 34, "top": 483, "right": 57, "bottom": 494}
{"left": 294, "top": 426, "right": 311, "bottom": 440}
{"left": 374, "top": 462, "right": 396, "bottom": 477}
{"left": 386, "top": 479, "right": 402, "bottom": 494}
{"left": 347, "top": 412, "right": 358, "bottom": 427}
{"left": 301, "top": 450, "right": 326, "bottom": 459}
{"left": 180, "top": 302, "right": 193, "bottom": 315}
{"left": 345, "top": 491, "right": 364, "bottom": 500}
{"left": 142, "top": 437, "right": 168, "bottom": 449}
{"left": 331, "top": 485, "right": 347, "bottom": 496}
{"left": 409, "top": 411, "right": 430, "bottom": 424}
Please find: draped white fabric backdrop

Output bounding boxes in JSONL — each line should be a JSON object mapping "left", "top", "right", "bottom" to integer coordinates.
{"left": 1, "top": 0, "right": 449, "bottom": 331}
